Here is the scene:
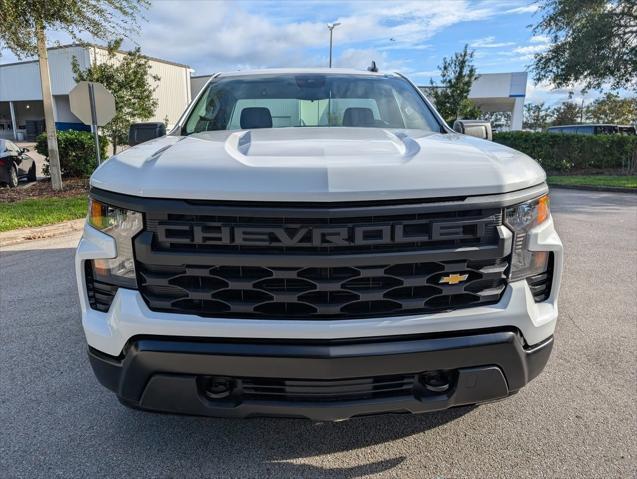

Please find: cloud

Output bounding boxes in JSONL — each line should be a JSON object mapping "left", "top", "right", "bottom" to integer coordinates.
{"left": 525, "top": 81, "right": 597, "bottom": 106}
{"left": 410, "top": 70, "right": 441, "bottom": 79}
{"left": 120, "top": 0, "right": 517, "bottom": 74}
{"left": 1, "top": 0, "right": 551, "bottom": 80}
{"left": 514, "top": 44, "right": 549, "bottom": 55}
{"left": 505, "top": 5, "right": 539, "bottom": 14}
{"left": 470, "top": 36, "right": 516, "bottom": 48}
{"left": 334, "top": 48, "right": 408, "bottom": 71}
{"left": 530, "top": 35, "right": 550, "bottom": 43}
{"left": 510, "top": 35, "right": 551, "bottom": 60}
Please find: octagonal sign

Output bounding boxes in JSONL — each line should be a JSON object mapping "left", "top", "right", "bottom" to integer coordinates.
{"left": 69, "top": 81, "right": 116, "bottom": 127}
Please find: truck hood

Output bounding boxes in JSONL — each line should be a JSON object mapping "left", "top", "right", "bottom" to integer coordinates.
{"left": 90, "top": 128, "right": 546, "bottom": 202}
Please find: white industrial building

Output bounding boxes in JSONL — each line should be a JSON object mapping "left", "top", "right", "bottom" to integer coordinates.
{"left": 0, "top": 44, "right": 192, "bottom": 141}
{"left": 420, "top": 72, "right": 527, "bottom": 130}
{"left": 465, "top": 72, "right": 527, "bottom": 130}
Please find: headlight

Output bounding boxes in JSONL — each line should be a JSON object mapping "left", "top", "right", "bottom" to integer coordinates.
{"left": 88, "top": 198, "right": 143, "bottom": 288}
{"left": 505, "top": 194, "right": 550, "bottom": 282}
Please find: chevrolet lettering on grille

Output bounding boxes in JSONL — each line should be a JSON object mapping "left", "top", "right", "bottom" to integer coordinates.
{"left": 155, "top": 220, "right": 490, "bottom": 247}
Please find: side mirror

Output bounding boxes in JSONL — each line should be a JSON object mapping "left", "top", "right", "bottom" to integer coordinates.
{"left": 453, "top": 120, "right": 493, "bottom": 141}
{"left": 128, "top": 122, "right": 167, "bottom": 147}
{"left": 21, "top": 147, "right": 30, "bottom": 153}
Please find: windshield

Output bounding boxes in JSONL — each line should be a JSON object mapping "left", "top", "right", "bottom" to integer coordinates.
{"left": 183, "top": 74, "right": 441, "bottom": 134}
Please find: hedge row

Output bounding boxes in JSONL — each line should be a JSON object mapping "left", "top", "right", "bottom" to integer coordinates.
{"left": 36, "top": 130, "right": 109, "bottom": 178}
{"left": 493, "top": 131, "right": 637, "bottom": 173}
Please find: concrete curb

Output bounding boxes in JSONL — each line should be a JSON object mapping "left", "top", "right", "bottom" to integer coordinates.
{"left": 0, "top": 218, "right": 85, "bottom": 248}
{"left": 548, "top": 184, "right": 637, "bottom": 194}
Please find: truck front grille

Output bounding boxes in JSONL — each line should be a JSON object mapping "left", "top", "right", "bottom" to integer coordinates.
{"left": 135, "top": 199, "right": 511, "bottom": 319}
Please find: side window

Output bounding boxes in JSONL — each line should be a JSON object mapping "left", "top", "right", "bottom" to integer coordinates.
{"left": 596, "top": 125, "right": 616, "bottom": 135}
{"left": 576, "top": 126, "right": 594, "bottom": 135}
{"left": 184, "top": 87, "right": 235, "bottom": 134}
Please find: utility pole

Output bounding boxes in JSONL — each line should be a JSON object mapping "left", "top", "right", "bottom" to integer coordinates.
{"left": 328, "top": 23, "right": 341, "bottom": 68}
{"left": 36, "top": 21, "right": 63, "bottom": 190}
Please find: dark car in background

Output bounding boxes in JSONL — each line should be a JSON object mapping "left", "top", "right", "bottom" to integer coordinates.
{"left": 0, "top": 139, "right": 37, "bottom": 187}
{"left": 547, "top": 124, "right": 637, "bottom": 135}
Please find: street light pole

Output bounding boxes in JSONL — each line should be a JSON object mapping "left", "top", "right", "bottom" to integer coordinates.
{"left": 328, "top": 22, "right": 341, "bottom": 68}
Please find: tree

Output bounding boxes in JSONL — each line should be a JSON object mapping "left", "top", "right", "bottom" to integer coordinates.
{"left": 429, "top": 45, "right": 480, "bottom": 123}
{"left": 458, "top": 98, "right": 482, "bottom": 120}
{"left": 72, "top": 40, "right": 159, "bottom": 154}
{"left": 480, "top": 111, "right": 512, "bottom": 130}
{"left": 532, "top": 0, "right": 637, "bottom": 92}
{"left": 523, "top": 103, "right": 553, "bottom": 130}
{"left": 0, "top": 0, "right": 149, "bottom": 189}
{"left": 585, "top": 93, "right": 637, "bottom": 124}
{"left": 551, "top": 101, "right": 582, "bottom": 125}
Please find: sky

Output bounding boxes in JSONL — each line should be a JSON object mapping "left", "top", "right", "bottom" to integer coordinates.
{"left": 0, "top": 0, "right": 607, "bottom": 106}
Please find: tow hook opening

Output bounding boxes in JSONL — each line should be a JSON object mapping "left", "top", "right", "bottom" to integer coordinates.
{"left": 418, "top": 370, "right": 453, "bottom": 393}
{"left": 200, "top": 376, "right": 236, "bottom": 399}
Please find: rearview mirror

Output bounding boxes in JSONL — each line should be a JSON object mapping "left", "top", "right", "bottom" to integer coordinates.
{"left": 128, "top": 122, "right": 167, "bottom": 146}
{"left": 453, "top": 120, "right": 492, "bottom": 141}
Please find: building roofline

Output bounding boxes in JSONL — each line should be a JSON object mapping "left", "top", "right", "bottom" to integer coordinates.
{"left": 0, "top": 59, "right": 39, "bottom": 68}
{"left": 0, "top": 43, "right": 191, "bottom": 69}
{"left": 82, "top": 43, "right": 191, "bottom": 69}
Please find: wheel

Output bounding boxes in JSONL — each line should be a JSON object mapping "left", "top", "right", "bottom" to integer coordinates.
{"left": 7, "top": 165, "right": 18, "bottom": 188}
{"left": 27, "top": 162, "right": 37, "bottom": 182}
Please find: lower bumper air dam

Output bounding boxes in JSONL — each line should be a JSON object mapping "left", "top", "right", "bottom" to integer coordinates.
{"left": 88, "top": 328, "right": 553, "bottom": 421}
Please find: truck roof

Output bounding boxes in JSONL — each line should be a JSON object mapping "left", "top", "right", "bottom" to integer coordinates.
{"left": 215, "top": 68, "right": 393, "bottom": 78}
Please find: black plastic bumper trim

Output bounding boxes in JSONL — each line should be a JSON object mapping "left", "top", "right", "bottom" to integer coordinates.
{"left": 88, "top": 330, "right": 553, "bottom": 421}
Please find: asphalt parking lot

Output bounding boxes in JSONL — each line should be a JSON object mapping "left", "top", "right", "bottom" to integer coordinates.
{"left": 1, "top": 188, "right": 635, "bottom": 478}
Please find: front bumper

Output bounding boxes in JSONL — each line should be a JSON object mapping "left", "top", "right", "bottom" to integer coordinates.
{"left": 76, "top": 215, "right": 563, "bottom": 357}
{"left": 89, "top": 329, "right": 553, "bottom": 421}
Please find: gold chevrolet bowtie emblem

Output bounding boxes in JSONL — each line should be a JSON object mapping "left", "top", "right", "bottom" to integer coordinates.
{"left": 439, "top": 273, "right": 469, "bottom": 285}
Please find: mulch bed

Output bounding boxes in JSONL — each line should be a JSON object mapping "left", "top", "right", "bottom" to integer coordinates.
{"left": 0, "top": 178, "right": 89, "bottom": 203}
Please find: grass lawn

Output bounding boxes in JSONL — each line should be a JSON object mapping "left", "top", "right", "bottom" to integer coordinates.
{"left": 548, "top": 175, "right": 637, "bottom": 189}
{"left": 0, "top": 194, "right": 88, "bottom": 232}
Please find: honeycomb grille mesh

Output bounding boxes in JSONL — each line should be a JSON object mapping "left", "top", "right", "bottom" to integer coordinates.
{"left": 138, "top": 258, "right": 508, "bottom": 318}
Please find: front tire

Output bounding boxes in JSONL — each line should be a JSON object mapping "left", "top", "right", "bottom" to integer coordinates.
{"left": 27, "top": 162, "right": 37, "bottom": 182}
{"left": 7, "top": 165, "right": 18, "bottom": 188}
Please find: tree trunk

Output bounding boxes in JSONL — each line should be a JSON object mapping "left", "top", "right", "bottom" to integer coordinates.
{"left": 36, "top": 23, "right": 63, "bottom": 191}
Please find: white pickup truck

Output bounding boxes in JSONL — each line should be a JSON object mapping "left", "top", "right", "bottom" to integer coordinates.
{"left": 76, "top": 69, "right": 563, "bottom": 421}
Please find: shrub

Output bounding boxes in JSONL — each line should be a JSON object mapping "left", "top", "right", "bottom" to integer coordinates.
{"left": 493, "top": 131, "right": 637, "bottom": 173}
{"left": 36, "top": 130, "right": 109, "bottom": 178}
